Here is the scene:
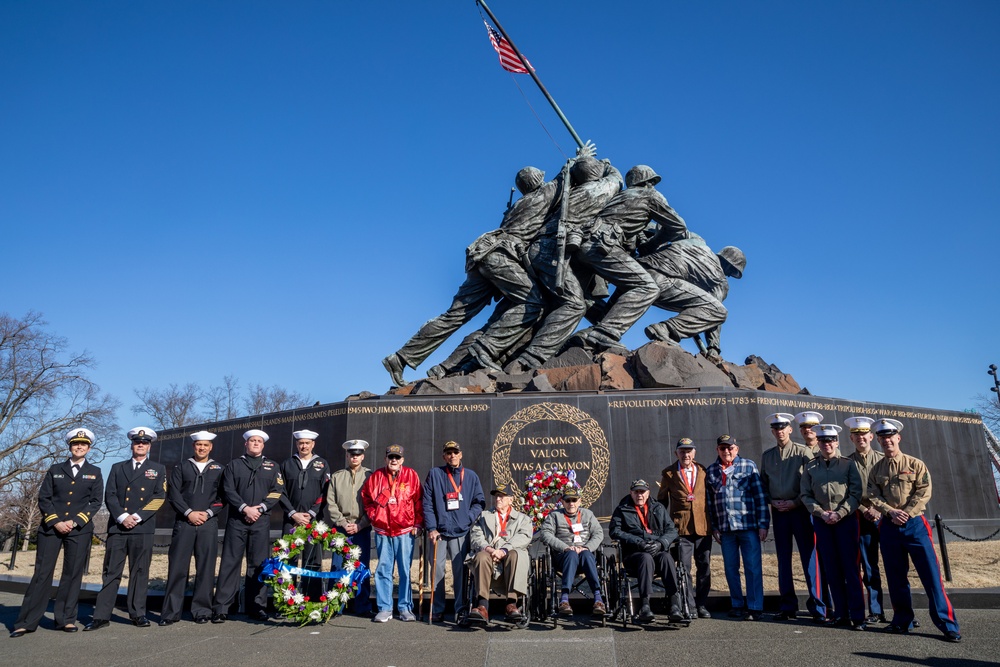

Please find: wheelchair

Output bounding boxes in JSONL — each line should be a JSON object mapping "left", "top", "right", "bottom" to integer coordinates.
{"left": 532, "top": 539, "right": 618, "bottom": 627}
{"left": 606, "top": 540, "right": 692, "bottom": 629}
{"left": 455, "top": 546, "right": 536, "bottom": 630}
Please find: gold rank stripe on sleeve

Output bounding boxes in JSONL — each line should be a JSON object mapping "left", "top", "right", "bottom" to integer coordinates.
{"left": 76, "top": 512, "right": 91, "bottom": 523}
{"left": 143, "top": 499, "right": 166, "bottom": 511}
{"left": 266, "top": 492, "right": 283, "bottom": 500}
{"left": 45, "top": 514, "right": 59, "bottom": 523}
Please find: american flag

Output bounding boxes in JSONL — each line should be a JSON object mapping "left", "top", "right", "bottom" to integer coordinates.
{"left": 484, "top": 20, "right": 532, "bottom": 74}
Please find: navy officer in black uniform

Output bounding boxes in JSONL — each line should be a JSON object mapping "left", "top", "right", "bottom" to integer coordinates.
{"left": 11, "top": 428, "right": 104, "bottom": 637}
{"left": 86, "top": 427, "right": 167, "bottom": 630}
{"left": 160, "top": 430, "right": 226, "bottom": 625}
{"left": 212, "top": 428, "right": 284, "bottom": 623}
{"left": 279, "top": 429, "right": 331, "bottom": 597}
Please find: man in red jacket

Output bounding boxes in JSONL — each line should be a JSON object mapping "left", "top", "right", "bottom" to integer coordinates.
{"left": 361, "top": 444, "right": 423, "bottom": 623}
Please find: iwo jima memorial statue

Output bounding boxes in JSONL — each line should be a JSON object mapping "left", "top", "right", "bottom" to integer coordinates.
{"left": 154, "top": 2, "right": 998, "bottom": 534}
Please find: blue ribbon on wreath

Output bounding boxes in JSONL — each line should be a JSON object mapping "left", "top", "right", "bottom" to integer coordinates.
{"left": 259, "top": 558, "right": 370, "bottom": 585}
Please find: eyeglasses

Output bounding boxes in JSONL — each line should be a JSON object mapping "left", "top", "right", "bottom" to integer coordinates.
{"left": 563, "top": 498, "right": 580, "bottom": 503}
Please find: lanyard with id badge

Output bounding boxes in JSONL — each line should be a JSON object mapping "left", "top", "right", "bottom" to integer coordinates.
{"left": 446, "top": 467, "right": 464, "bottom": 511}
{"left": 564, "top": 512, "right": 584, "bottom": 544}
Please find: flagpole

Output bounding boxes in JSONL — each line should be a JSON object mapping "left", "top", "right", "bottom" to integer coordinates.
{"left": 477, "top": 0, "right": 585, "bottom": 150}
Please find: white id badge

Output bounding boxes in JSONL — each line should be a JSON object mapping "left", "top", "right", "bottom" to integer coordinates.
{"left": 571, "top": 523, "right": 583, "bottom": 533}
{"left": 446, "top": 498, "right": 460, "bottom": 511}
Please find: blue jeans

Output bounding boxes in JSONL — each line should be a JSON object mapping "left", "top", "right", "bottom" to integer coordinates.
{"left": 719, "top": 530, "right": 763, "bottom": 612}
{"left": 374, "top": 532, "right": 414, "bottom": 613}
{"left": 557, "top": 549, "right": 601, "bottom": 597}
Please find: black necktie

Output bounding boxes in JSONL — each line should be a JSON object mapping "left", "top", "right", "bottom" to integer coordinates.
{"left": 72, "top": 464, "right": 79, "bottom": 477}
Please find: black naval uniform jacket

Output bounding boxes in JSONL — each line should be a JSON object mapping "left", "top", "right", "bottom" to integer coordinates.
{"left": 221, "top": 455, "right": 284, "bottom": 524}
{"left": 105, "top": 458, "right": 168, "bottom": 535}
{"left": 278, "top": 455, "right": 331, "bottom": 521}
{"left": 39, "top": 460, "right": 104, "bottom": 535}
{"left": 167, "top": 458, "right": 225, "bottom": 519}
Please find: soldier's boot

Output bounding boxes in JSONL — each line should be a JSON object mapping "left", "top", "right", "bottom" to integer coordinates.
{"left": 469, "top": 342, "right": 503, "bottom": 374}
{"left": 507, "top": 351, "right": 544, "bottom": 375}
{"left": 426, "top": 364, "right": 447, "bottom": 380}
{"left": 643, "top": 322, "right": 681, "bottom": 346}
{"left": 578, "top": 327, "right": 628, "bottom": 356}
{"left": 382, "top": 352, "right": 406, "bottom": 387}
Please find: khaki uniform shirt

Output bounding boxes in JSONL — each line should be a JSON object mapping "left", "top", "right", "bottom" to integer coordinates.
{"left": 866, "top": 453, "right": 932, "bottom": 517}
{"left": 760, "top": 442, "right": 814, "bottom": 507}
{"left": 800, "top": 455, "right": 863, "bottom": 519}
{"left": 848, "top": 448, "right": 885, "bottom": 509}
{"left": 326, "top": 465, "right": 371, "bottom": 529}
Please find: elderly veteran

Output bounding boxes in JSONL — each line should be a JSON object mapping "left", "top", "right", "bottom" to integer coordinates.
{"left": 11, "top": 428, "right": 104, "bottom": 638}
{"left": 706, "top": 434, "right": 769, "bottom": 621}
{"left": 800, "top": 424, "right": 866, "bottom": 630}
{"left": 423, "top": 440, "right": 486, "bottom": 623}
{"left": 211, "top": 429, "right": 285, "bottom": 624}
{"left": 760, "top": 413, "right": 824, "bottom": 622}
{"left": 362, "top": 444, "right": 424, "bottom": 623}
{"left": 161, "top": 430, "right": 225, "bottom": 625}
{"left": 844, "top": 416, "right": 886, "bottom": 624}
{"left": 468, "top": 483, "right": 534, "bottom": 622}
{"left": 539, "top": 486, "right": 606, "bottom": 617}
{"left": 658, "top": 437, "right": 712, "bottom": 619}
{"left": 867, "top": 418, "right": 961, "bottom": 642}
{"left": 610, "top": 479, "right": 681, "bottom": 623}
{"left": 278, "top": 429, "right": 331, "bottom": 600}
{"left": 327, "top": 439, "right": 373, "bottom": 615}
{"left": 86, "top": 427, "right": 167, "bottom": 631}
{"left": 795, "top": 411, "right": 823, "bottom": 453}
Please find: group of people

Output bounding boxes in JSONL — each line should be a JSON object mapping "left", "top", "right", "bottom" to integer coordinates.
{"left": 10, "top": 410, "right": 961, "bottom": 643}
{"left": 381, "top": 143, "right": 747, "bottom": 387}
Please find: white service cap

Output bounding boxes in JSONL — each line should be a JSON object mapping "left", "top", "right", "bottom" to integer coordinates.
{"left": 766, "top": 413, "right": 795, "bottom": 426}
{"left": 292, "top": 429, "right": 319, "bottom": 440}
{"left": 811, "top": 424, "right": 843, "bottom": 438}
{"left": 128, "top": 426, "right": 157, "bottom": 442}
{"left": 189, "top": 430, "right": 217, "bottom": 442}
{"left": 873, "top": 418, "right": 904, "bottom": 435}
{"left": 843, "top": 416, "right": 875, "bottom": 433}
{"left": 795, "top": 411, "right": 823, "bottom": 426}
{"left": 243, "top": 429, "right": 269, "bottom": 442}
{"left": 66, "top": 427, "right": 95, "bottom": 445}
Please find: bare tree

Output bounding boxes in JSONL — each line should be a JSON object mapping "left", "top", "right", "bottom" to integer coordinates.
{"left": 0, "top": 311, "right": 122, "bottom": 491}
{"left": 0, "top": 467, "right": 46, "bottom": 549}
{"left": 204, "top": 375, "right": 240, "bottom": 422}
{"left": 131, "top": 382, "right": 203, "bottom": 430}
{"left": 243, "top": 383, "right": 311, "bottom": 415}
{"left": 974, "top": 393, "right": 1000, "bottom": 433}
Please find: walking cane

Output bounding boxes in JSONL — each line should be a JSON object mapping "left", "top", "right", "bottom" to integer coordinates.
{"left": 427, "top": 535, "right": 439, "bottom": 624}
{"left": 417, "top": 532, "right": 426, "bottom": 621}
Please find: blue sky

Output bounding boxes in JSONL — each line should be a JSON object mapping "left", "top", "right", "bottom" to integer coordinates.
{"left": 3, "top": 0, "right": 999, "bottom": 441}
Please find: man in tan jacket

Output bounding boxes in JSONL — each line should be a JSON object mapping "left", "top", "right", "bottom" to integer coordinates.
{"left": 327, "top": 439, "right": 372, "bottom": 616}
{"left": 469, "top": 483, "right": 533, "bottom": 623}
{"left": 658, "top": 437, "right": 712, "bottom": 619}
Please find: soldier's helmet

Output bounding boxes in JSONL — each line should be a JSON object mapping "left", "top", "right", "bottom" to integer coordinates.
{"left": 570, "top": 157, "right": 603, "bottom": 186}
{"left": 515, "top": 166, "right": 545, "bottom": 195}
{"left": 717, "top": 246, "right": 746, "bottom": 279}
{"left": 625, "top": 165, "right": 662, "bottom": 188}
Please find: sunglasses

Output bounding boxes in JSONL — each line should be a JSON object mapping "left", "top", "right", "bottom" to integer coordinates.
{"left": 387, "top": 455, "right": 402, "bottom": 460}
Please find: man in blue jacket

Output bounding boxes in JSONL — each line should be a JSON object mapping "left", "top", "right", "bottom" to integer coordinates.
{"left": 423, "top": 441, "right": 486, "bottom": 623}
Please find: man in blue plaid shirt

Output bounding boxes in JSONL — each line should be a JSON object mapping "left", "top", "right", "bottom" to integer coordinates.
{"left": 706, "top": 434, "right": 770, "bottom": 621}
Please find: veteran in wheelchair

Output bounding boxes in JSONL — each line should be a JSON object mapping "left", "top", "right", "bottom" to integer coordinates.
{"left": 462, "top": 483, "right": 534, "bottom": 627}
{"left": 538, "top": 486, "right": 607, "bottom": 618}
{"left": 609, "top": 479, "right": 685, "bottom": 624}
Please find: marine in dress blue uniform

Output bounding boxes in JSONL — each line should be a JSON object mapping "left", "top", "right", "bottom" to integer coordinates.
{"left": 86, "top": 427, "right": 168, "bottom": 630}
{"left": 867, "top": 418, "right": 961, "bottom": 642}
{"left": 211, "top": 429, "right": 284, "bottom": 623}
{"left": 11, "top": 428, "right": 104, "bottom": 637}
{"left": 160, "top": 430, "right": 225, "bottom": 625}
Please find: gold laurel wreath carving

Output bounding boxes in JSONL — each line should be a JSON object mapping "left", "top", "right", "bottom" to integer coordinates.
{"left": 491, "top": 402, "right": 610, "bottom": 509}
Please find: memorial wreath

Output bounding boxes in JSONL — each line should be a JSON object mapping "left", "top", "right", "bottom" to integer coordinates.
{"left": 261, "top": 520, "right": 370, "bottom": 625}
{"left": 523, "top": 466, "right": 579, "bottom": 529}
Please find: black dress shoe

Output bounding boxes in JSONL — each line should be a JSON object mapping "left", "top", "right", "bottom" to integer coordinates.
{"left": 883, "top": 623, "right": 909, "bottom": 635}
{"left": 430, "top": 613, "right": 444, "bottom": 623}
{"left": 131, "top": 616, "right": 150, "bottom": 628}
{"left": 773, "top": 611, "right": 797, "bottom": 622}
{"left": 250, "top": 610, "right": 269, "bottom": 622}
{"left": 211, "top": 614, "right": 227, "bottom": 624}
{"left": 697, "top": 606, "right": 712, "bottom": 619}
{"left": 851, "top": 621, "right": 867, "bottom": 631}
{"left": 811, "top": 614, "right": 828, "bottom": 624}
{"left": 158, "top": 619, "right": 175, "bottom": 627}
{"left": 84, "top": 619, "right": 110, "bottom": 632}
{"left": 743, "top": 612, "right": 760, "bottom": 622}
{"left": 194, "top": 617, "right": 210, "bottom": 624}
{"left": 9, "top": 628, "right": 33, "bottom": 638}
{"left": 944, "top": 631, "right": 962, "bottom": 643}
{"left": 728, "top": 608, "right": 746, "bottom": 618}
{"left": 60, "top": 624, "right": 79, "bottom": 633}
